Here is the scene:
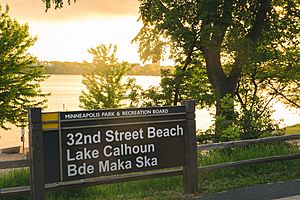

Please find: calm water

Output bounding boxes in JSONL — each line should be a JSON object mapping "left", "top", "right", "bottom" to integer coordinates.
{"left": 1, "top": 75, "right": 299, "bottom": 148}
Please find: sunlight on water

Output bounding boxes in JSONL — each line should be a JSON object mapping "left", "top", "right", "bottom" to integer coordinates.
{"left": 0, "top": 75, "right": 299, "bottom": 148}
{"left": 40, "top": 75, "right": 162, "bottom": 112}
{"left": 273, "top": 102, "right": 300, "bottom": 127}
{"left": 41, "top": 75, "right": 84, "bottom": 112}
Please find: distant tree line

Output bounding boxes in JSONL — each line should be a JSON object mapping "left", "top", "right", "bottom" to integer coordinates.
{"left": 42, "top": 61, "right": 87, "bottom": 75}
{"left": 42, "top": 61, "right": 170, "bottom": 76}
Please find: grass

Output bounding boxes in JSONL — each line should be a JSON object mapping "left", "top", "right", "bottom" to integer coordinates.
{"left": 0, "top": 169, "right": 29, "bottom": 188}
{"left": 2, "top": 142, "right": 300, "bottom": 199}
{"left": 199, "top": 142, "right": 300, "bottom": 192}
{"left": 47, "top": 176, "right": 183, "bottom": 200}
{"left": 0, "top": 170, "right": 183, "bottom": 200}
{"left": 0, "top": 169, "right": 30, "bottom": 200}
{"left": 285, "top": 123, "right": 300, "bottom": 134}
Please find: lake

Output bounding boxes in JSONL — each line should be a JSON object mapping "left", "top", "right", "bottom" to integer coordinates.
{"left": 0, "top": 75, "right": 299, "bottom": 148}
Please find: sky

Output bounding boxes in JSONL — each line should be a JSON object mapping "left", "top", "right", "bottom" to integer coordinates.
{"left": 1, "top": 0, "right": 143, "bottom": 63}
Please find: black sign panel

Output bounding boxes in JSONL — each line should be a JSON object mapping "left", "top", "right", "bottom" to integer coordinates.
{"left": 42, "top": 106, "right": 188, "bottom": 182}
{"left": 61, "top": 122, "right": 185, "bottom": 181}
{"left": 43, "top": 130, "right": 60, "bottom": 183}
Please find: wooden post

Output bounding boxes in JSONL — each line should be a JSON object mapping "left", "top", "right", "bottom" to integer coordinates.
{"left": 28, "top": 108, "right": 45, "bottom": 200}
{"left": 181, "top": 100, "right": 198, "bottom": 194}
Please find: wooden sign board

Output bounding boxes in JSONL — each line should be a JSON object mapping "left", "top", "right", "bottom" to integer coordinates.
{"left": 41, "top": 106, "right": 187, "bottom": 182}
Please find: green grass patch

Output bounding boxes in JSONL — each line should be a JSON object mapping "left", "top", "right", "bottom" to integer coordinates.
{"left": 0, "top": 169, "right": 183, "bottom": 200}
{"left": 2, "top": 142, "right": 300, "bottom": 198}
{"left": 47, "top": 176, "right": 182, "bottom": 200}
{"left": 0, "top": 169, "right": 30, "bottom": 200}
{"left": 285, "top": 123, "right": 300, "bottom": 134}
{"left": 0, "top": 169, "right": 29, "bottom": 188}
{"left": 199, "top": 142, "right": 300, "bottom": 192}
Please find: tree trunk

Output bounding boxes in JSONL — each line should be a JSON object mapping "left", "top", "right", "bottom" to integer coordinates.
{"left": 202, "top": 49, "right": 240, "bottom": 139}
{"left": 198, "top": 0, "right": 271, "bottom": 140}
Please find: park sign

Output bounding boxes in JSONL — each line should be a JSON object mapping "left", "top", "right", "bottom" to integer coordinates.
{"left": 28, "top": 102, "right": 196, "bottom": 184}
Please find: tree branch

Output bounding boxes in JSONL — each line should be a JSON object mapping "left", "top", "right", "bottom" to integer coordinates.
{"left": 236, "top": 81, "right": 246, "bottom": 110}
{"left": 212, "top": 0, "right": 234, "bottom": 46}
{"left": 156, "top": 0, "right": 194, "bottom": 46}
{"left": 247, "top": 0, "right": 272, "bottom": 44}
{"left": 269, "top": 82, "right": 300, "bottom": 108}
{"left": 250, "top": 68, "right": 259, "bottom": 112}
{"left": 228, "top": 0, "right": 271, "bottom": 90}
{"left": 173, "top": 35, "right": 197, "bottom": 105}
{"left": 152, "top": 1, "right": 202, "bottom": 105}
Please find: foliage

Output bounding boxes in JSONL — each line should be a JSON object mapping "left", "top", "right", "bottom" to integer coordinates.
{"left": 132, "top": 23, "right": 167, "bottom": 64}
{"left": 141, "top": 63, "right": 214, "bottom": 107}
{"left": 135, "top": 0, "right": 300, "bottom": 139}
{"left": 198, "top": 94, "right": 284, "bottom": 143}
{"left": 0, "top": 5, "right": 48, "bottom": 129}
{"left": 42, "top": 0, "right": 75, "bottom": 10}
{"left": 41, "top": 0, "right": 300, "bottom": 140}
{"left": 79, "top": 44, "right": 142, "bottom": 109}
{"left": 235, "top": 71, "right": 286, "bottom": 140}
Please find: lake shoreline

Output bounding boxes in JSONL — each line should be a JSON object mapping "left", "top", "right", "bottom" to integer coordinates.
{"left": 1, "top": 74, "right": 299, "bottom": 148}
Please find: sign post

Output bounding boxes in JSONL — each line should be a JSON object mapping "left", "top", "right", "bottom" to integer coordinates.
{"left": 182, "top": 100, "right": 198, "bottom": 193}
{"left": 28, "top": 108, "right": 45, "bottom": 200}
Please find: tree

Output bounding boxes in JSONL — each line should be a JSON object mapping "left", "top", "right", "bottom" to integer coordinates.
{"left": 132, "top": 24, "right": 167, "bottom": 65}
{"left": 134, "top": 0, "right": 300, "bottom": 137}
{"left": 42, "top": 0, "right": 300, "bottom": 139}
{"left": 141, "top": 60, "right": 214, "bottom": 108}
{"left": 0, "top": 5, "right": 48, "bottom": 129}
{"left": 79, "top": 44, "right": 141, "bottom": 109}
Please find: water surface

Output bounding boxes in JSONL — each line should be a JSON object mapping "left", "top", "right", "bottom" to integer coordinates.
{"left": 1, "top": 75, "right": 299, "bottom": 148}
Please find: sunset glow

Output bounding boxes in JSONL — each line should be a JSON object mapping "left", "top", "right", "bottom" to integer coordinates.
{"left": 27, "top": 18, "right": 142, "bottom": 62}
{"left": 2, "top": 0, "right": 142, "bottom": 63}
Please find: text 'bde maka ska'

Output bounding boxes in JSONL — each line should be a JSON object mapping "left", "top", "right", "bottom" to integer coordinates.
{"left": 64, "top": 125, "right": 184, "bottom": 177}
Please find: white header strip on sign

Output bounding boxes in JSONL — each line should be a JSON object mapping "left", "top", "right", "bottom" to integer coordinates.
{"left": 61, "top": 119, "right": 186, "bottom": 130}
{"left": 60, "top": 112, "right": 187, "bottom": 122}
